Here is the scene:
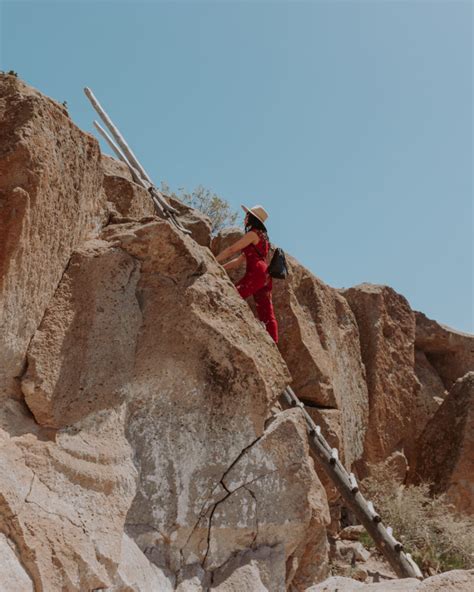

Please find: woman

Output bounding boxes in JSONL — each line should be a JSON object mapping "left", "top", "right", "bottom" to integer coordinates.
{"left": 216, "top": 205, "right": 278, "bottom": 343}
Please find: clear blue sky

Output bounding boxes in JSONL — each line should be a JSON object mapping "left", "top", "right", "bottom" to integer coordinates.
{"left": 1, "top": 0, "right": 472, "bottom": 332}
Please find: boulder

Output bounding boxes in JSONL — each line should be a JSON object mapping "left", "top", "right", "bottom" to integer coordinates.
{"left": 416, "top": 569, "right": 474, "bottom": 591}
{"left": 410, "top": 372, "right": 474, "bottom": 515}
{"left": 341, "top": 284, "right": 418, "bottom": 466}
{"left": 22, "top": 240, "right": 142, "bottom": 428}
{"left": 211, "top": 231, "right": 369, "bottom": 471}
{"left": 335, "top": 541, "right": 371, "bottom": 563}
{"left": 381, "top": 450, "right": 409, "bottom": 484}
{"left": 415, "top": 312, "right": 474, "bottom": 390}
{"left": 0, "top": 532, "right": 34, "bottom": 592}
{"left": 167, "top": 194, "right": 212, "bottom": 247}
{"left": 0, "top": 400, "right": 136, "bottom": 591}
{"left": 101, "top": 154, "right": 212, "bottom": 246}
{"left": 340, "top": 525, "right": 365, "bottom": 542}
{"left": 272, "top": 260, "right": 369, "bottom": 471}
{"left": 19, "top": 215, "right": 329, "bottom": 587}
{"left": 413, "top": 350, "right": 446, "bottom": 435}
{"left": 210, "top": 546, "right": 286, "bottom": 592}
{"left": 217, "top": 409, "right": 330, "bottom": 588}
{"left": 111, "top": 534, "right": 174, "bottom": 591}
{"left": 102, "top": 166, "right": 155, "bottom": 221}
{"left": 306, "top": 569, "right": 474, "bottom": 591}
{"left": 0, "top": 75, "right": 107, "bottom": 398}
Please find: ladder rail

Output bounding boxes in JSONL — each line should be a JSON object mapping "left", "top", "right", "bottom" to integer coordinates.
{"left": 84, "top": 87, "right": 191, "bottom": 235}
{"left": 281, "top": 386, "right": 423, "bottom": 580}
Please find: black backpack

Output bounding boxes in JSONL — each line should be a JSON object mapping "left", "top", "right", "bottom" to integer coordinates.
{"left": 253, "top": 242, "right": 289, "bottom": 280}
{"left": 268, "top": 247, "right": 288, "bottom": 279}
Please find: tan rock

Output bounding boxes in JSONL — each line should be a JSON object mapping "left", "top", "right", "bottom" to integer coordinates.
{"left": 0, "top": 532, "right": 34, "bottom": 592}
{"left": 211, "top": 231, "right": 369, "bottom": 470}
{"left": 340, "top": 525, "right": 365, "bottom": 541}
{"left": 103, "top": 170, "right": 155, "bottom": 221}
{"left": 100, "top": 154, "right": 212, "bottom": 246}
{"left": 306, "top": 575, "right": 418, "bottom": 591}
{"left": 335, "top": 541, "right": 371, "bottom": 563}
{"left": 306, "top": 576, "right": 365, "bottom": 591}
{"left": 342, "top": 284, "right": 418, "bottom": 466}
{"left": 101, "top": 153, "right": 134, "bottom": 179}
{"left": 211, "top": 563, "right": 268, "bottom": 592}
{"left": 210, "top": 227, "right": 244, "bottom": 265}
{"left": 417, "top": 569, "right": 474, "bottom": 591}
{"left": 167, "top": 195, "right": 212, "bottom": 247}
{"left": 18, "top": 214, "right": 329, "bottom": 585}
{"left": 410, "top": 372, "right": 474, "bottom": 515}
{"left": 272, "top": 261, "right": 369, "bottom": 470}
{"left": 111, "top": 534, "right": 174, "bottom": 591}
{"left": 415, "top": 312, "right": 474, "bottom": 390}
{"left": 0, "top": 402, "right": 136, "bottom": 591}
{"left": 0, "top": 75, "right": 107, "bottom": 399}
{"left": 413, "top": 350, "right": 446, "bottom": 436}
{"left": 211, "top": 546, "right": 286, "bottom": 592}
{"left": 175, "top": 565, "right": 208, "bottom": 592}
{"left": 217, "top": 409, "right": 330, "bottom": 588}
{"left": 381, "top": 450, "right": 409, "bottom": 484}
{"left": 22, "top": 240, "right": 142, "bottom": 428}
{"left": 307, "top": 570, "right": 474, "bottom": 592}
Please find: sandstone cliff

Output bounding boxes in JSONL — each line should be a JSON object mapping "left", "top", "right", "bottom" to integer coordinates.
{"left": 0, "top": 75, "right": 472, "bottom": 591}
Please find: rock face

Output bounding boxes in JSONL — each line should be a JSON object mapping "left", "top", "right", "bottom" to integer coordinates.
{"left": 341, "top": 284, "right": 419, "bottom": 467}
{"left": 22, "top": 240, "right": 142, "bottom": 428}
{"left": 13, "top": 208, "right": 330, "bottom": 588}
{"left": 0, "top": 75, "right": 107, "bottom": 399}
{"left": 0, "top": 532, "right": 34, "bottom": 591}
{"left": 308, "top": 569, "right": 474, "bottom": 591}
{"left": 410, "top": 372, "right": 474, "bottom": 515}
{"left": 102, "top": 154, "right": 155, "bottom": 221}
{"left": 272, "top": 259, "right": 369, "bottom": 471}
{"left": 211, "top": 232, "right": 369, "bottom": 472}
{"left": 101, "top": 154, "right": 212, "bottom": 246}
{"left": 2, "top": 76, "right": 473, "bottom": 591}
{"left": 414, "top": 311, "right": 474, "bottom": 390}
{"left": 0, "top": 77, "right": 333, "bottom": 591}
{"left": 0, "top": 399, "right": 137, "bottom": 591}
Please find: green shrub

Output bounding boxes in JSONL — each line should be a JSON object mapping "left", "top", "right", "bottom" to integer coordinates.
{"left": 358, "top": 531, "right": 375, "bottom": 550}
{"left": 361, "top": 464, "right": 474, "bottom": 574}
{"left": 161, "top": 182, "right": 239, "bottom": 235}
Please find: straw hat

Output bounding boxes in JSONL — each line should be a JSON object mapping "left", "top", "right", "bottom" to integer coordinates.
{"left": 241, "top": 204, "right": 268, "bottom": 225}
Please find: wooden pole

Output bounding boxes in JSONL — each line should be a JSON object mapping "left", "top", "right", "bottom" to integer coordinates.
{"left": 93, "top": 121, "right": 165, "bottom": 215}
{"left": 84, "top": 87, "right": 181, "bottom": 218}
{"left": 281, "top": 386, "right": 423, "bottom": 580}
{"left": 85, "top": 88, "right": 190, "bottom": 234}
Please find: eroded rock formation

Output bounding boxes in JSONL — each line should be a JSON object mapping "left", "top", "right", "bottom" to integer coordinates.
{"left": 0, "top": 76, "right": 107, "bottom": 399}
{"left": 1, "top": 75, "right": 473, "bottom": 591}
{"left": 410, "top": 372, "right": 474, "bottom": 515}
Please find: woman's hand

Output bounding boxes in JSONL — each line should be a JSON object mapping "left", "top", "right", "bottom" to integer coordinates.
{"left": 216, "top": 231, "right": 258, "bottom": 263}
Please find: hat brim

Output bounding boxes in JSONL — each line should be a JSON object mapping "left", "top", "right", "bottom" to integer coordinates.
{"left": 241, "top": 205, "right": 266, "bottom": 225}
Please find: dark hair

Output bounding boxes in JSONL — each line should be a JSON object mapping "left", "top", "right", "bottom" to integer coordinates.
{"left": 245, "top": 212, "right": 268, "bottom": 237}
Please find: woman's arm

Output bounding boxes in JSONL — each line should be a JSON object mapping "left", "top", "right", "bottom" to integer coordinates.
{"left": 223, "top": 253, "right": 245, "bottom": 271}
{"left": 216, "top": 231, "right": 258, "bottom": 263}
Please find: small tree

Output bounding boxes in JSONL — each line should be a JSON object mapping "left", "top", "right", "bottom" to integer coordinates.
{"left": 161, "top": 182, "right": 239, "bottom": 235}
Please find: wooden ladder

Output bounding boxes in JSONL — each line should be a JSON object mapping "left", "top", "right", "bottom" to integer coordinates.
{"left": 281, "top": 386, "right": 423, "bottom": 580}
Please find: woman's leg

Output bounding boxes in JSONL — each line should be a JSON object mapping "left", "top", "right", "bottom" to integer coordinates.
{"left": 236, "top": 271, "right": 266, "bottom": 299}
{"left": 253, "top": 282, "right": 279, "bottom": 343}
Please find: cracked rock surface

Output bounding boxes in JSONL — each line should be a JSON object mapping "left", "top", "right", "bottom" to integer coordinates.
{"left": 2, "top": 75, "right": 473, "bottom": 591}
{"left": 1, "top": 83, "right": 328, "bottom": 591}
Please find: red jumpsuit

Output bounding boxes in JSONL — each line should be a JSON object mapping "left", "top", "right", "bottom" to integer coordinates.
{"left": 235, "top": 230, "right": 279, "bottom": 343}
